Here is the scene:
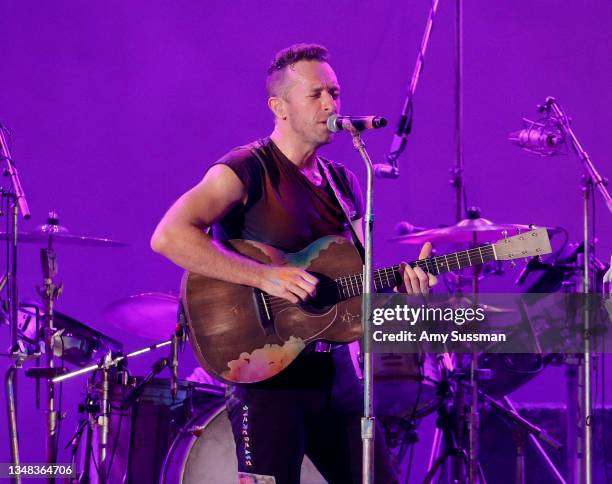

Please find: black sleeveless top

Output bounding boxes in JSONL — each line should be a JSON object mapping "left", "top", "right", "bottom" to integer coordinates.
{"left": 210, "top": 137, "right": 363, "bottom": 252}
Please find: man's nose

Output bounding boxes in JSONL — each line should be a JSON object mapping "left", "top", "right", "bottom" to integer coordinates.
{"left": 321, "top": 92, "right": 336, "bottom": 112}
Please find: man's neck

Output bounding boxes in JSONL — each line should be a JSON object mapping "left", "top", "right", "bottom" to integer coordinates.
{"left": 270, "top": 129, "right": 318, "bottom": 170}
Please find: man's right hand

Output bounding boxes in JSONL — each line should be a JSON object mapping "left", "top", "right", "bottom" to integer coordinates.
{"left": 259, "top": 266, "right": 319, "bottom": 304}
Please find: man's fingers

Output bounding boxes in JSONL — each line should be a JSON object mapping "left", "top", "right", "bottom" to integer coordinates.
{"left": 282, "top": 290, "right": 299, "bottom": 304}
{"left": 300, "top": 271, "right": 319, "bottom": 286}
{"left": 414, "top": 266, "right": 429, "bottom": 295}
{"left": 297, "top": 279, "right": 317, "bottom": 297}
{"left": 402, "top": 264, "right": 420, "bottom": 295}
{"left": 428, "top": 273, "right": 438, "bottom": 287}
{"left": 418, "top": 241, "right": 432, "bottom": 260}
{"left": 401, "top": 262, "right": 432, "bottom": 295}
{"left": 289, "top": 283, "right": 309, "bottom": 302}
{"left": 398, "top": 262, "right": 411, "bottom": 294}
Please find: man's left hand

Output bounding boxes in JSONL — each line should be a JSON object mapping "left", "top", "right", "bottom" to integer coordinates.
{"left": 395, "top": 242, "right": 438, "bottom": 295}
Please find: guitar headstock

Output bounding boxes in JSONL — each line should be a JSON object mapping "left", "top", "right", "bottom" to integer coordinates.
{"left": 493, "top": 228, "right": 552, "bottom": 260}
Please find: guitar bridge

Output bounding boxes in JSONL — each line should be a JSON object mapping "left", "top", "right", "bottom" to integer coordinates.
{"left": 252, "top": 289, "right": 275, "bottom": 336}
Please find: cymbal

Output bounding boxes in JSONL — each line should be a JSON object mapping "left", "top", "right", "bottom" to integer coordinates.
{"left": 0, "top": 223, "right": 127, "bottom": 247}
{"left": 389, "top": 217, "right": 559, "bottom": 245}
{"left": 103, "top": 292, "right": 179, "bottom": 340}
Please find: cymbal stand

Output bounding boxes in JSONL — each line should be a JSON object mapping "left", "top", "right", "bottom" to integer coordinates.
{"left": 1, "top": 123, "right": 31, "bottom": 484}
{"left": 425, "top": 396, "right": 470, "bottom": 484}
{"left": 502, "top": 396, "right": 565, "bottom": 484}
{"left": 425, "top": 363, "right": 488, "bottom": 483}
{"left": 425, "top": 353, "right": 455, "bottom": 482}
{"left": 456, "top": 379, "right": 564, "bottom": 484}
{"left": 36, "top": 228, "right": 64, "bottom": 478}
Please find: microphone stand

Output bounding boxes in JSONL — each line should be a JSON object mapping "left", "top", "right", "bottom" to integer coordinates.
{"left": 120, "top": 357, "right": 168, "bottom": 410}
{"left": 1, "top": 123, "right": 31, "bottom": 483}
{"left": 341, "top": 124, "right": 376, "bottom": 483}
{"left": 452, "top": 0, "right": 465, "bottom": 223}
{"left": 52, "top": 339, "right": 173, "bottom": 384}
{"left": 543, "top": 97, "right": 612, "bottom": 484}
{"left": 376, "top": 0, "right": 441, "bottom": 178}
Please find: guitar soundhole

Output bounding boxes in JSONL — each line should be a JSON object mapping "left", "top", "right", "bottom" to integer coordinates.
{"left": 299, "top": 272, "right": 340, "bottom": 313}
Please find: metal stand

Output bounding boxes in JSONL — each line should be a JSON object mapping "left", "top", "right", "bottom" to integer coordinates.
{"left": 37, "top": 235, "right": 64, "bottom": 473}
{"left": 54, "top": 340, "right": 176, "bottom": 483}
{"left": 452, "top": 0, "right": 465, "bottom": 223}
{"left": 52, "top": 339, "right": 173, "bottom": 384}
{"left": 425, "top": 398, "right": 471, "bottom": 484}
{"left": 468, "top": 244, "right": 481, "bottom": 484}
{"left": 425, "top": 372, "right": 487, "bottom": 484}
{"left": 97, "top": 352, "right": 113, "bottom": 482}
{"left": 5, "top": 364, "right": 22, "bottom": 484}
{"left": 426, "top": 375, "right": 564, "bottom": 484}
{"left": 544, "top": 97, "right": 612, "bottom": 484}
{"left": 341, "top": 125, "right": 375, "bottom": 483}
{"left": 377, "top": 0, "right": 441, "bottom": 178}
{"left": 503, "top": 396, "right": 566, "bottom": 484}
{"left": 1, "top": 123, "right": 31, "bottom": 483}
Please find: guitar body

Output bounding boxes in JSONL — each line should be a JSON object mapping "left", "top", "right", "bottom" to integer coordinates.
{"left": 182, "top": 235, "right": 364, "bottom": 384}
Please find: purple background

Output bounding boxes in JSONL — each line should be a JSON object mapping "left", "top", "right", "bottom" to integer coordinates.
{"left": 1, "top": 1, "right": 611, "bottom": 480}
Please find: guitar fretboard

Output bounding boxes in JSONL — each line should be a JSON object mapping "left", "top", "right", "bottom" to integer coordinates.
{"left": 334, "top": 244, "right": 496, "bottom": 298}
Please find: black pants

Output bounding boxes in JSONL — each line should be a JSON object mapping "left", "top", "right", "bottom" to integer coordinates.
{"left": 225, "top": 346, "right": 397, "bottom": 484}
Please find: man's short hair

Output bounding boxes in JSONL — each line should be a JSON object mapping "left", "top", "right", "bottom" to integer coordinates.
{"left": 266, "top": 43, "right": 329, "bottom": 97}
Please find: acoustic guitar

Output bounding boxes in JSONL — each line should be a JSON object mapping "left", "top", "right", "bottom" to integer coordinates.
{"left": 182, "top": 228, "right": 551, "bottom": 384}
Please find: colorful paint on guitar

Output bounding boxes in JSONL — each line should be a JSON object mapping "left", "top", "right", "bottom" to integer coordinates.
{"left": 223, "top": 336, "right": 306, "bottom": 382}
{"left": 286, "top": 235, "right": 349, "bottom": 268}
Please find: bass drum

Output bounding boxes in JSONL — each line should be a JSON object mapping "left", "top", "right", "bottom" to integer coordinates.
{"left": 160, "top": 404, "right": 326, "bottom": 484}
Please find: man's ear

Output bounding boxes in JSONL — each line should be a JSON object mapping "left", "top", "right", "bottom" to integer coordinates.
{"left": 268, "top": 96, "right": 287, "bottom": 120}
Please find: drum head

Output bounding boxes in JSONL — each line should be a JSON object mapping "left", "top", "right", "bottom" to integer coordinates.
{"left": 161, "top": 405, "right": 326, "bottom": 483}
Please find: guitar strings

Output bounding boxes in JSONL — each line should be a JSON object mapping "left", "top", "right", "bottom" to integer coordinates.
{"left": 260, "top": 245, "right": 495, "bottom": 312}
{"left": 261, "top": 244, "right": 495, "bottom": 303}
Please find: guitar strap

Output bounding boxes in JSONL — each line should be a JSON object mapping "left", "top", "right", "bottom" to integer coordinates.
{"left": 319, "top": 157, "right": 367, "bottom": 379}
{"left": 318, "top": 156, "right": 366, "bottom": 261}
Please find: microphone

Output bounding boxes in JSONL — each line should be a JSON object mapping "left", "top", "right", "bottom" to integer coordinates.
{"left": 327, "top": 114, "right": 387, "bottom": 133}
{"left": 373, "top": 163, "right": 400, "bottom": 179}
{"left": 508, "top": 119, "right": 564, "bottom": 156}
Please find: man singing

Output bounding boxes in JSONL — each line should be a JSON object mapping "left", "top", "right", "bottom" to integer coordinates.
{"left": 151, "top": 43, "right": 436, "bottom": 483}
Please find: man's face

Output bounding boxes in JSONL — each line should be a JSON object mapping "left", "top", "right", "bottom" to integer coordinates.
{"left": 279, "top": 60, "right": 341, "bottom": 147}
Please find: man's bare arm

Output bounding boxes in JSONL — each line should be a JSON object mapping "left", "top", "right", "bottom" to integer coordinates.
{"left": 151, "top": 164, "right": 317, "bottom": 303}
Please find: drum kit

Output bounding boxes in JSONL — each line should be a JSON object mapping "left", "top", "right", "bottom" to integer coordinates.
{"left": 1, "top": 206, "right": 609, "bottom": 483}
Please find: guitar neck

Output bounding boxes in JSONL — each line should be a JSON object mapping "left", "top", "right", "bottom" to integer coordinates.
{"left": 337, "top": 244, "right": 497, "bottom": 295}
